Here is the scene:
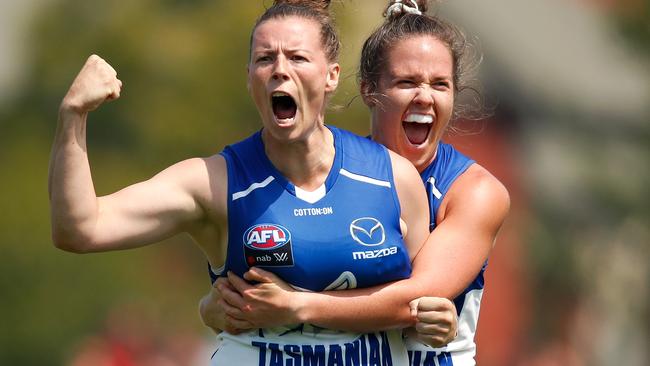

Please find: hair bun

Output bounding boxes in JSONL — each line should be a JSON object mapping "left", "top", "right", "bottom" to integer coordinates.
{"left": 384, "top": 0, "right": 429, "bottom": 19}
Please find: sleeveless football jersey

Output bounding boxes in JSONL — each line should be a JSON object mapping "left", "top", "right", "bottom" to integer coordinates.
{"left": 210, "top": 125, "right": 412, "bottom": 366}
{"left": 405, "top": 142, "right": 482, "bottom": 366}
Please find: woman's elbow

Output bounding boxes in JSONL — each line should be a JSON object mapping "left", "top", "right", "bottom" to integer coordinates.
{"left": 51, "top": 229, "right": 94, "bottom": 253}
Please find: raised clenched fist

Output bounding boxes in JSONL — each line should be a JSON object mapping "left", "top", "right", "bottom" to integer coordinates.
{"left": 61, "top": 55, "right": 122, "bottom": 114}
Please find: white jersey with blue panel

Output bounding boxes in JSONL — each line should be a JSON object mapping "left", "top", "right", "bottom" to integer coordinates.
{"left": 404, "top": 142, "right": 481, "bottom": 366}
{"left": 210, "top": 125, "right": 412, "bottom": 366}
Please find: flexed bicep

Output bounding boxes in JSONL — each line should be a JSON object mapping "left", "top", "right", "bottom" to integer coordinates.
{"left": 54, "top": 156, "right": 226, "bottom": 253}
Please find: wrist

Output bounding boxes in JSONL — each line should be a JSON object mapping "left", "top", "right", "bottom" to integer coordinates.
{"left": 57, "top": 103, "right": 88, "bottom": 134}
{"left": 59, "top": 97, "right": 89, "bottom": 119}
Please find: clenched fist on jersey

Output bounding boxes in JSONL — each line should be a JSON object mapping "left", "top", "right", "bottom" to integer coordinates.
{"left": 406, "top": 297, "right": 458, "bottom": 347}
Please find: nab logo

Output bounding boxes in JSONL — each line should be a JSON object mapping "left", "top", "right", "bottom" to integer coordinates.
{"left": 243, "top": 224, "right": 294, "bottom": 268}
{"left": 349, "top": 217, "right": 385, "bottom": 247}
{"left": 244, "top": 224, "right": 291, "bottom": 250}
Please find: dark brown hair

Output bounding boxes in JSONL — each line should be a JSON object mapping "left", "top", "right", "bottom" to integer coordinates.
{"left": 250, "top": 0, "right": 340, "bottom": 63}
{"left": 360, "top": 0, "right": 484, "bottom": 119}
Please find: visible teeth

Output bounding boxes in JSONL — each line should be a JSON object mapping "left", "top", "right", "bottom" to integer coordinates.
{"left": 404, "top": 113, "right": 433, "bottom": 124}
{"left": 272, "top": 91, "right": 290, "bottom": 97}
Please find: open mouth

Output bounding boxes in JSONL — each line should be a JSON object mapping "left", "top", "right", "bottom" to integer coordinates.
{"left": 403, "top": 113, "right": 433, "bottom": 145}
{"left": 271, "top": 92, "right": 297, "bottom": 121}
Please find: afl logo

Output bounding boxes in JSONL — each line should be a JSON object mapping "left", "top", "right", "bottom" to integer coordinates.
{"left": 244, "top": 224, "right": 291, "bottom": 250}
{"left": 350, "top": 217, "right": 385, "bottom": 247}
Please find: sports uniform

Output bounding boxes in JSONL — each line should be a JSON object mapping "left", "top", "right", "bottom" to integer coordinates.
{"left": 210, "top": 125, "right": 412, "bottom": 366}
{"left": 404, "top": 142, "right": 481, "bottom": 366}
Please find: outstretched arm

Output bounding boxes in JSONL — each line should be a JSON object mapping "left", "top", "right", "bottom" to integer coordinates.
{"left": 49, "top": 55, "right": 219, "bottom": 253}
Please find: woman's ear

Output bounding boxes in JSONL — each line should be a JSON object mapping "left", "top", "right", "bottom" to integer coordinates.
{"left": 325, "top": 63, "right": 340, "bottom": 93}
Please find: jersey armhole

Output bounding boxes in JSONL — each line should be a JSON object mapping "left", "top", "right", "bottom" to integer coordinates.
{"left": 211, "top": 149, "right": 235, "bottom": 282}
{"left": 458, "top": 159, "right": 476, "bottom": 178}
{"left": 218, "top": 149, "right": 236, "bottom": 217}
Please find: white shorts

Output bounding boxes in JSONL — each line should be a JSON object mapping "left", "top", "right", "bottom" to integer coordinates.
{"left": 210, "top": 326, "right": 409, "bottom": 366}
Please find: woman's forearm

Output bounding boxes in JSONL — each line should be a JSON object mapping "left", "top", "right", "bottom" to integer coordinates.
{"left": 49, "top": 107, "right": 101, "bottom": 252}
{"left": 295, "top": 278, "right": 422, "bottom": 332}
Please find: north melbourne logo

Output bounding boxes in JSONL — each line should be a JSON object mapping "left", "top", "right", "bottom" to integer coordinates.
{"left": 349, "top": 217, "right": 385, "bottom": 247}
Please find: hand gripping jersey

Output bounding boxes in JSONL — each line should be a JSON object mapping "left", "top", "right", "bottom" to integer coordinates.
{"left": 404, "top": 142, "right": 482, "bottom": 366}
{"left": 210, "top": 126, "right": 412, "bottom": 366}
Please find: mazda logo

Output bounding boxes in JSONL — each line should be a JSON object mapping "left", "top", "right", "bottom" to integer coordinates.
{"left": 349, "top": 217, "right": 385, "bottom": 246}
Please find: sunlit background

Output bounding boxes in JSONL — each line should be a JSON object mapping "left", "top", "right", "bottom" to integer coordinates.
{"left": 1, "top": 0, "right": 648, "bottom": 365}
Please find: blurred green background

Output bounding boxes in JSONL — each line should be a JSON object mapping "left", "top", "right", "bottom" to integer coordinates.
{"left": 0, "top": 0, "right": 648, "bottom": 365}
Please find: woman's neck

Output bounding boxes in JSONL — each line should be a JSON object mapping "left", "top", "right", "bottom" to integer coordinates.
{"left": 262, "top": 125, "right": 335, "bottom": 191}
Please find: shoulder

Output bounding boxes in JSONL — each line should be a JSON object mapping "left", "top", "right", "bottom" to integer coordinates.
{"left": 387, "top": 149, "right": 426, "bottom": 197}
{"left": 157, "top": 155, "right": 226, "bottom": 187}
{"left": 387, "top": 149, "right": 419, "bottom": 179}
{"left": 159, "top": 154, "right": 228, "bottom": 219}
{"left": 460, "top": 164, "right": 510, "bottom": 204}
{"left": 198, "top": 154, "right": 228, "bottom": 215}
{"left": 441, "top": 163, "right": 510, "bottom": 225}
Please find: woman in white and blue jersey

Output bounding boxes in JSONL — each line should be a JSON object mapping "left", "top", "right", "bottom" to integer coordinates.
{"left": 49, "top": 0, "right": 437, "bottom": 365}
{"left": 202, "top": 1, "right": 511, "bottom": 365}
